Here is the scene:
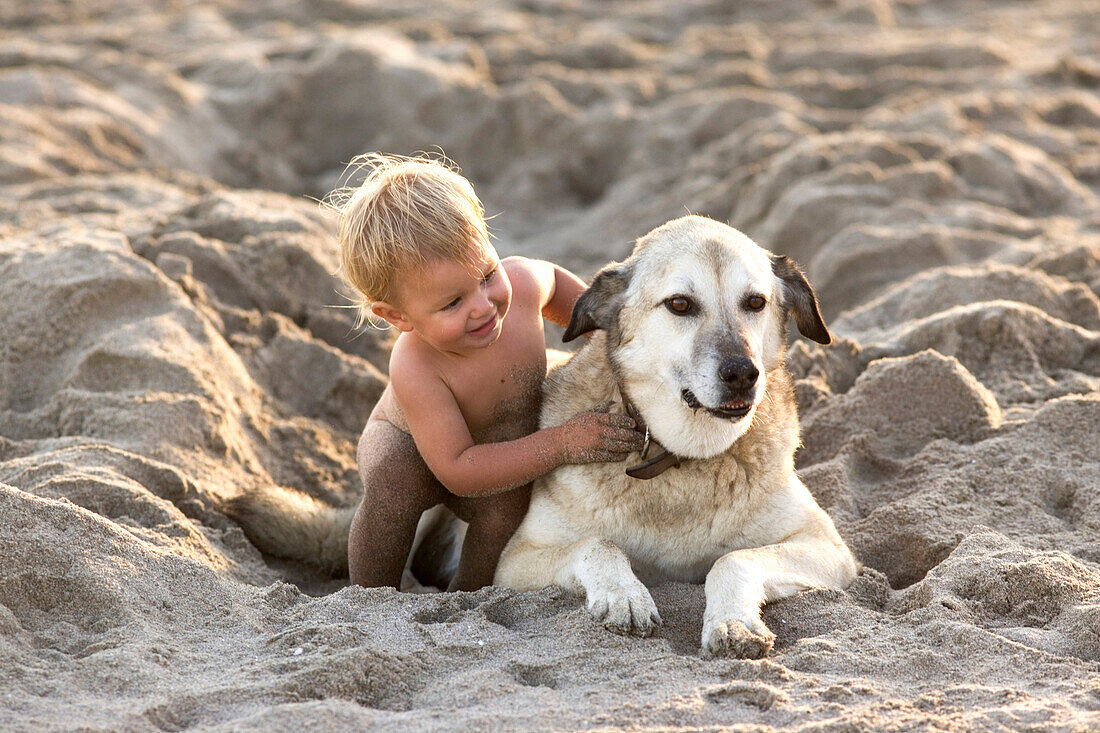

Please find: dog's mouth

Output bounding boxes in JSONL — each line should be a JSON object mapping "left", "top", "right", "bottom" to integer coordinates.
{"left": 681, "top": 389, "right": 753, "bottom": 419}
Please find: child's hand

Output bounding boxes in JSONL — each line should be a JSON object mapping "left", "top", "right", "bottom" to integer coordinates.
{"left": 558, "top": 410, "right": 645, "bottom": 464}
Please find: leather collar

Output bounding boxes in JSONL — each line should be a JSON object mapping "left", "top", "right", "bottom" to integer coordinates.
{"left": 619, "top": 387, "right": 683, "bottom": 480}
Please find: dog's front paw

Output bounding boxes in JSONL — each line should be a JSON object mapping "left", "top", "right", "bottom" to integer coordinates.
{"left": 586, "top": 581, "right": 662, "bottom": 637}
{"left": 701, "top": 617, "right": 775, "bottom": 658}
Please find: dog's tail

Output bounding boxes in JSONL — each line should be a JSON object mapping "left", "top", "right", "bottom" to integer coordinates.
{"left": 227, "top": 488, "right": 467, "bottom": 587}
{"left": 227, "top": 486, "right": 355, "bottom": 576}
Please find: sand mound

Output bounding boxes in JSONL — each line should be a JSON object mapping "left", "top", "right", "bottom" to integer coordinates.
{"left": 2, "top": 0, "right": 1099, "bottom": 729}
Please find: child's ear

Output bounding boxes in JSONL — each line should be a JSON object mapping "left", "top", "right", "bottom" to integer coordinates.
{"left": 370, "top": 301, "right": 413, "bottom": 332}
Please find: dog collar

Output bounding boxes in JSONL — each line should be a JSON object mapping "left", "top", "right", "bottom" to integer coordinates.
{"left": 619, "top": 387, "right": 683, "bottom": 480}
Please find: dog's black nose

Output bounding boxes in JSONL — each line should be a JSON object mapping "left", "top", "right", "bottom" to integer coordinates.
{"left": 718, "top": 357, "right": 759, "bottom": 391}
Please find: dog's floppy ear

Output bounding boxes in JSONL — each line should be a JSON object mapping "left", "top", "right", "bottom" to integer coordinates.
{"left": 562, "top": 263, "right": 631, "bottom": 342}
{"left": 771, "top": 254, "right": 831, "bottom": 345}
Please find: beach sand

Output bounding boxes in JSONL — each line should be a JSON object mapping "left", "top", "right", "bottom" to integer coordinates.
{"left": 1, "top": 0, "right": 1099, "bottom": 729}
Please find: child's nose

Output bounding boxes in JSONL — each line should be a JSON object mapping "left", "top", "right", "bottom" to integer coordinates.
{"left": 470, "top": 289, "right": 494, "bottom": 316}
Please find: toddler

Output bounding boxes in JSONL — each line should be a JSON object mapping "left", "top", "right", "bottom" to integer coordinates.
{"left": 331, "top": 154, "right": 643, "bottom": 591}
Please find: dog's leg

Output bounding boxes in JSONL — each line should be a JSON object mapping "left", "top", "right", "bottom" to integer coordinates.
{"left": 701, "top": 533, "right": 857, "bottom": 658}
{"left": 497, "top": 537, "right": 662, "bottom": 636}
{"left": 571, "top": 538, "right": 663, "bottom": 636}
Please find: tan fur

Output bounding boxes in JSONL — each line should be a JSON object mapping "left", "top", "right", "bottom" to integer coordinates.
{"left": 228, "top": 486, "right": 354, "bottom": 576}
{"left": 494, "top": 216, "right": 858, "bottom": 657}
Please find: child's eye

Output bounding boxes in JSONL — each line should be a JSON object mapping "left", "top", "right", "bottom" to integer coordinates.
{"left": 481, "top": 268, "right": 496, "bottom": 283}
{"left": 442, "top": 297, "right": 461, "bottom": 311}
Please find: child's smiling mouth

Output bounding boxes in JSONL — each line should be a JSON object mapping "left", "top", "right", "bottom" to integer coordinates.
{"left": 468, "top": 313, "right": 498, "bottom": 337}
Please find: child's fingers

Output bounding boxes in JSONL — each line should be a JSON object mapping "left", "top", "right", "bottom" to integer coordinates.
{"left": 605, "top": 438, "right": 643, "bottom": 454}
{"left": 597, "top": 413, "right": 636, "bottom": 430}
{"left": 612, "top": 413, "right": 636, "bottom": 428}
{"left": 597, "top": 440, "right": 640, "bottom": 457}
{"left": 603, "top": 426, "right": 645, "bottom": 446}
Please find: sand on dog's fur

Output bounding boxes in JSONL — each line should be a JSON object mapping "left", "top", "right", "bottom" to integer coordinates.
{"left": 2, "top": 0, "right": 1100, "bottom": 729}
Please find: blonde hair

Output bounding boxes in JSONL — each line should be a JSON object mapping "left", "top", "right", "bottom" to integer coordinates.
{"left": 324, "top": 152, "right": 492, "bottom": 327}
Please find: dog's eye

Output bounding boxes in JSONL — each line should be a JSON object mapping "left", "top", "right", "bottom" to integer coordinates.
{"left": 664, "top": 296, "right": 695, "bottom": 316}
{"left": 744, "top": 295, "right": 767, "bottom": 311}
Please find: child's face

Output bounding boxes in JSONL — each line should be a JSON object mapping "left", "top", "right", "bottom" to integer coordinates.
{"left": 378, "top": 246, "right": 512, "bottom": 355}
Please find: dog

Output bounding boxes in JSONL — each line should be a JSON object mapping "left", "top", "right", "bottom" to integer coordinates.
{"left": 493, "top": 215, "right": 858, "bottom": 658}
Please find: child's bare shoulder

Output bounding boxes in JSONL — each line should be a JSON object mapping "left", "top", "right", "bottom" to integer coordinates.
{"left": 503, "top": 256, "right": 538, "bottom": 283}
{"left": 388, "top": 334, "right": 445, "bottom": 394}
{"left": 503, "top": 256, "right": 553, "bottom": 304}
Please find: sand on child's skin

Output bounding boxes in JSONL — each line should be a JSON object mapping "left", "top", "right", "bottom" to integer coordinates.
{"left": 2, "top": 0, "right": 1100, "bottom": 729}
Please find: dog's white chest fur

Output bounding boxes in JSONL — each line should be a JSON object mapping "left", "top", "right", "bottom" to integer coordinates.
{"left": 543, "top": 457, "right": 779, "bottom": 584}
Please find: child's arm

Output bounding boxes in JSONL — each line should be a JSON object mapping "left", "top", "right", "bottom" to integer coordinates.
{"left": 504, "top": 256, "right": 588, "bottom": 329}
{"left": 392, "top": 359, "right": 641, "bottom": 498}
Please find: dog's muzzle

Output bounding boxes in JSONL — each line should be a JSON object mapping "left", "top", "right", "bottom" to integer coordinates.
{"left": 681, "top": 389, "right": 753, "bottom": 419}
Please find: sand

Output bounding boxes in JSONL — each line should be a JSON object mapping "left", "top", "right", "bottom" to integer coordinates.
{"left": 2, "top": 0, "right": 1099, "bottom": 729}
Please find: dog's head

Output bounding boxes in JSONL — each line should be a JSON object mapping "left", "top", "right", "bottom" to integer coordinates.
{"left": 563, "top": 215, "right": 830, "bottom": 459}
